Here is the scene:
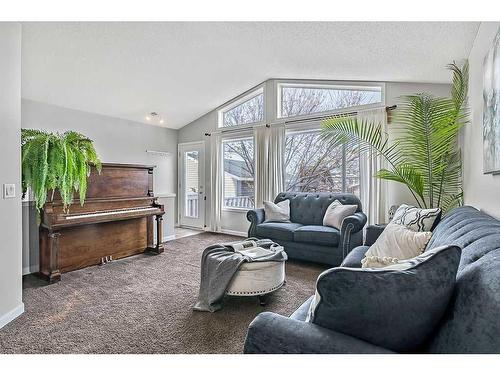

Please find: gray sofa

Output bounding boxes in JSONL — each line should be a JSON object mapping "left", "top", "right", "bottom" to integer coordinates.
{"left": 244, "top": 206, "right": 500, "bottom": 353}
{"left": 247, "top": 192, "right": 367, "bottom": 266}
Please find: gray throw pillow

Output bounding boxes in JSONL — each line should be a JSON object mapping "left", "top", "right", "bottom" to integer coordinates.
{"left": 306, "top": 245, "right": 461, "bottom": 352}
{"left": 263, "top": 200, "right": 290, "bottom": 222}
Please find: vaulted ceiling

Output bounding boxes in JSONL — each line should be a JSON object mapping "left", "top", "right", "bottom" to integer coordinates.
{"left": 21, "top": 22, "right": 480, "bottom": 129}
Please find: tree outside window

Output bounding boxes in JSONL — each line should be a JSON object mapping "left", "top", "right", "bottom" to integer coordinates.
{"left": 218, "top": 85, "right": 374, "bottom": 208}
{"left": 222, "top": 138, "right": 255, "bottom": 209}
{"left": 280, "top": 85, "right": 381, "bottom": 118}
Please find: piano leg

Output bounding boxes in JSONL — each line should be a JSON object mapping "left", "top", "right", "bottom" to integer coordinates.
{"left": 154, "top": 214, "right": 164, "bottom": 254}
{"left": 147, "top": 214, "right": 164, "bottom": 254}
{"left": 46, "top": 231, "right": 62, "bottom": 283}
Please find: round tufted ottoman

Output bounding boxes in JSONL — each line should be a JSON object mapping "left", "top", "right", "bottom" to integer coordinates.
{"left": 226, "top": 260, "right": 286, "bottom": 305}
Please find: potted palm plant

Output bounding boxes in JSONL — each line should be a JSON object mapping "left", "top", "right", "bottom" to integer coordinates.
{"left": 21, "top": 129, "right": 102, "bottom": 212}
{"left": 321, "top": 62, "right": 469, "bottom": 212}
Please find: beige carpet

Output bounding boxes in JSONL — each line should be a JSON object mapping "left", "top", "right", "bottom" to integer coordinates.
{"left": 0, "top": 232, "right": 326, "bottom": 354}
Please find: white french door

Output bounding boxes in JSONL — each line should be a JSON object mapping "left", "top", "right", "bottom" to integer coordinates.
{"left": 178, "top": 142, "right": 205, "bottom": 229}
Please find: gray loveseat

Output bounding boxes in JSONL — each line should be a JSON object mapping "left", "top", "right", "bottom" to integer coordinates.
{"left": 244, "top": 206, "right": 500, "bottom": 353}
{"left": 247, "top": 192, "right": 367, "bottom": 266}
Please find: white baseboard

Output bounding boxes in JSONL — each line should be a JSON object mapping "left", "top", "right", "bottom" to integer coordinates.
{"left": 162, "top": 235, "right": 176, "bottom": 242}
{"left": 0, "top": 303, "right": 24, "bottom": 329}
{"left": 219, "top": 229, "right": 247, "bottom": 237}
{"left": 22, "top": 264, "right": 39, "bottom": 276}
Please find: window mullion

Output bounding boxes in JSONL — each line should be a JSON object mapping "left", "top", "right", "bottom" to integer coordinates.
{"left": 342, "top": 144, "right": 347, "bottom": 193}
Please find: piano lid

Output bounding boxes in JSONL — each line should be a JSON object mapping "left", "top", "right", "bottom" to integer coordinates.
{"left": 47, "top": 163, "right": 157, "bottom": 203}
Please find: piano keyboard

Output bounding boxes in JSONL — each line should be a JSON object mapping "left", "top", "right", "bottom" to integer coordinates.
{"left": 65, "top": 206, "right": 159, "bottom": 220}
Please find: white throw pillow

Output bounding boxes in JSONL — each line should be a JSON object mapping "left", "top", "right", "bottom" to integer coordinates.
{"left": 323, "top": 200, "right": 358, "bottom": 230}
{"left": 361, "top": 222, "right": 432, "bottom": 268}
{"left": 264, "top": 200, "right": 290, "bottom": 222}
{"left": 391, "top": 204, "right": 441, "bottom": 232}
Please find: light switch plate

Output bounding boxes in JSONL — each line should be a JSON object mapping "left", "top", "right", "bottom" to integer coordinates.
{"left": 3, "top": 183, "right": 15, "bottom": 198}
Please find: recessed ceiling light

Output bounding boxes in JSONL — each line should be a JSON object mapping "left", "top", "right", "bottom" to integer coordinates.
{"left": 159, "top": 118, "right": 164, "bottom": 124}
{"left": 145, "top": 116, "right": 151, "bottom": 121}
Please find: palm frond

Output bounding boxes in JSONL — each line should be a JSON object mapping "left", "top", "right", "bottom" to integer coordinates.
{"left": 320, "top": 61, "right": 469, "bottom": 212}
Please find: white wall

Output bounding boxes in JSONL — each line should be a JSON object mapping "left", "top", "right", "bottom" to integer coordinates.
{"left": 385, "top": 82, "right": 452, "bottom": 208}
{"left": 463, "top": 22, "right": 500, "bottom": 218}
{"left": 178, "top": 80, "right": 452, "bottom": 234}
{"left": 23, "top": 99, "right": 178, "bottom": 194}
{"left": 0, "top": 23, "right": 24, "bottom": 328}
{"left": 21, "top": 99, "right": 178, "bottom": 272}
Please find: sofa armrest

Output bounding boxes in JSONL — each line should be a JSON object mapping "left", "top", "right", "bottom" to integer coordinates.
{"left": 339, "top": 212, "right": 367, "bottom": 259}
{"left": 244, "top": 312, "right": 393, "bottom": 354}
{"left": 364, "top": 224, "right": 387, "bottom": 246}
{"left": 247, "top": 208, "right": 265, "bottom": 237}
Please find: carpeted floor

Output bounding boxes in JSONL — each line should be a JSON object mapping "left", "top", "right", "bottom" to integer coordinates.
{"left": 0, "top": 233, "right": 326, "bottom": 354}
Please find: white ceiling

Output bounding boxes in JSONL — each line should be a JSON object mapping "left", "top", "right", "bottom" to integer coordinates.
{"left": 21, "top": 22, "right": 480, "bottom": 129}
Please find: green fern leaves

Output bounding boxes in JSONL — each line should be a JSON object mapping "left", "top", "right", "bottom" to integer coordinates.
{"left": 21, "top": 129, "right": 102, "bottom": 211}
{"left": 321, "top": 61, "right": 469, "bottom": 212}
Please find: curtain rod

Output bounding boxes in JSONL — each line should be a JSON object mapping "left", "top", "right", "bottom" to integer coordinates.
{"left": 284, "top": 105, "right": 396, "bottom": 126}
{"left": 204, "top": 105, "right": 396, "bottom": 136}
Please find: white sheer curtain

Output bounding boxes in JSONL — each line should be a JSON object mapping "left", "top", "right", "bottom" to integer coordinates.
{"left": 254, "top": 123, "right": 285, "bottom": 207}
{"left": 357, "top": 108, "right": 388, "bottom": 225}
{"left": 209, "top": 133, "right": 222, "bottom": 232}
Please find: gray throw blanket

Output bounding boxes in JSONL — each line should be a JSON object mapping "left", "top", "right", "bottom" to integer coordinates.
{"left": 193, "top": 238, "right": 287, "bottom": 312}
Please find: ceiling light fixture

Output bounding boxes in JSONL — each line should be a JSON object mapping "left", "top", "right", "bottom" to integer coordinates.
{"left": 146, "top": 111, "right": 162, "bottom": 123}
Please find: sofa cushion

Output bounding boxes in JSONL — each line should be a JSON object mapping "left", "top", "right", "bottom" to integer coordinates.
{"left": 341, "top": 246, "right": 369, "bottom": 268}
{"left": 274, "top": 192, "right": 362, "bottom": 226}
{"left": 307, "top": 245, "right": 461, "bottom": 352}
{"left": 425, "top": 206, "right": 500, "bottom": 353}
{"left": 256, "top": 222, "right": 303, "bottom": 242}
{"left": 294, "top": 225, "right": 340, "bottom": 246}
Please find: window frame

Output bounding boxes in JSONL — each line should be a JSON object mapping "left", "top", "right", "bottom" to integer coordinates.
{"left": 217, "top": 86, "right": 266, "bottom": 129}
{"left": 276, "top": 80, "right": 385, "bottom": 122}
{"left": 221, "top": 134, "right": 256, "bottom": 212}
{"left": 283, "top": 128, "right": 361, "bottom": 195}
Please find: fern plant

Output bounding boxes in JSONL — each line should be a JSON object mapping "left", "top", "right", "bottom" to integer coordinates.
{"left": 21, "top": 129, "right": 102, "bottom": 211}
{"left": 321, "top": 62, "right": 469, "bottom": 212}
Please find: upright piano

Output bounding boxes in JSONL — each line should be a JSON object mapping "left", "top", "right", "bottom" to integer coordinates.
{"left": 39, "top": 163, "right": 165, "bottom": 283}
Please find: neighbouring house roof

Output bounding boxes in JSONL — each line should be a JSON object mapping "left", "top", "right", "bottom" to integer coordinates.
{"left": 224, "top": 159, "right": 253, "bottom": 181}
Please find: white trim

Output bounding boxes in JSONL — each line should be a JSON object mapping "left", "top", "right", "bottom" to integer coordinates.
{"left": 22, "top": 264, "right": 39, "bottom": 275}
{"left": 0, "top": 303, "right": 24, "bottom": 329}
{"left": 218, "top": 229, "right": 247, "bottom": 237}
{"left": 156, "top": 193, "right": 176, "bottom": 198}
{"left": 222, "top": 207, "right": 252, "bottom": 213}
{"left": 177, "top": 140, "right": 206, "bottom": 147}
{"left": 162, "top": 235, "right": 176, "bottom": 242}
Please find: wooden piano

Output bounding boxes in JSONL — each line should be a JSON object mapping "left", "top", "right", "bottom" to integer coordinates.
{"left": 39, "top": 163, "right": 165, "bottom": 283}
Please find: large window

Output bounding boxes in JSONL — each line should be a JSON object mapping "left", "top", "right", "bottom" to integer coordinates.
{"left": 278, "top": 83, "right": 382, "bottom": 119}
{"left": 219, "top": 88, "right": 264, "bottom": 128}
{"left": 284, "top": 130, "right": 360, "bottom": 196}
{"left": 222, "top": 138, "right": 255, "bottom": 209}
